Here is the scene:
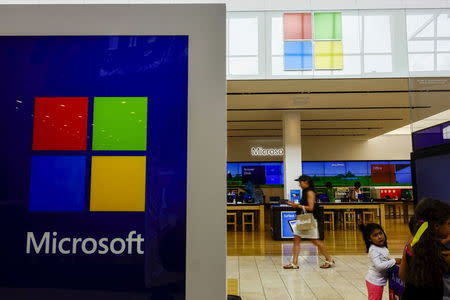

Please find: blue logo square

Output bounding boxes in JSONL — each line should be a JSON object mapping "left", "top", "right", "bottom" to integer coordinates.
{"left": 284, "top": 41, "right": 313, "bottom": 70}
{"left": 29, "top": 156, "right": 86, "bottom": 211}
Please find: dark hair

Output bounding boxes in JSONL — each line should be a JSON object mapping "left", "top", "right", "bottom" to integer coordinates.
{"left": 407, "top": 198, "right": 450, "bottom": 287}
{"left": 354, "top": 181, "right": 361, "bottom": 188}
{"left": 359, "top": 223, "right": 388, "bottom": 252}
{"left": 325, "top": 182, "right": 333, "bottom": 188}
{"left": 297, "top": 175, "right": 315, "bottom": 191}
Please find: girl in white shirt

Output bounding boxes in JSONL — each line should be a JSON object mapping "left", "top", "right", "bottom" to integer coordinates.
{"left": 359, "top": 223, "right": 401, "bottom": 300}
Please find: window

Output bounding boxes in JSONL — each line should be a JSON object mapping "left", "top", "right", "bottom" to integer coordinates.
{"left": 407, "top": 10, "right": 450, "bottom": 73}
{"left": 363, "top": 15, "right": 393, "bottom": 73}
{"left": 269, "top": 11, "right": 362, "bottom": 77}
{"left": 225, "top": 9, "right": 450, "bottom": 79}
{"left": 227, "top": 13, "right": 262, "bottom": 77}
{"left": 267, "top": 10, "right": 404, "bottom": 78}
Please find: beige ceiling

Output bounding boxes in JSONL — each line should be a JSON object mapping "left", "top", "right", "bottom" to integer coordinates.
{"left": 227, "top": 78, "right": 450, "bottom": 140}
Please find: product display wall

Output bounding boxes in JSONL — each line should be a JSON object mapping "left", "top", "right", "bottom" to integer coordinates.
{"left": 227, "top": 161, "right": 412, "bottom": 186}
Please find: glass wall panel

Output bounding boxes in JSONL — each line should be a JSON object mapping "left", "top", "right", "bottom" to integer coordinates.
{"left": 227, "top": 9, "right": 450, "bottom": 79}
{"left": 407, "top": 10, "right": 450, "bottom": 75}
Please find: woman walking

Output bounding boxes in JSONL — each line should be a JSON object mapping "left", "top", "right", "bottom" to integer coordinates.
{"left": 283, "top": 175, "right": 335, "bottom": 269}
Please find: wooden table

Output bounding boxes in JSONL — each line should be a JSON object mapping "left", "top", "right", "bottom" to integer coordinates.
{"left": 402, "top": 201, "right": 413, "bottom": 224}
{"left": 380, "top": 200, "right": 413, "bottom": 224}
{"left": 321, "top": 202, "right": 386, "bottom": 228}
{"left": 227, "top": 204, "right": 265, "bottom": 231}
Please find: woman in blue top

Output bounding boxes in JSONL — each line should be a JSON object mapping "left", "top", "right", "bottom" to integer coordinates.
{"left": 283, "top": 175, "right": 335, "bottom": 269}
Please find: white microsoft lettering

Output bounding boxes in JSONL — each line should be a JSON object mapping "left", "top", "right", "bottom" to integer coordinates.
{"left": 26, "top": 231, "right": 49, "bottom": 254}
{"left": 110, "top": 238, "right": 126, "bottom": 254}
{"left": 81, "top": 238, "right": 97, "bottom": 254}
{"left": 26, "top": 231, "right": 144, "bottom": 255}
{"left": 58, "top": 237, "right": 71, "bottom": 254}
{"left": 250, "top": 146, "right": 284, "bottom": 157}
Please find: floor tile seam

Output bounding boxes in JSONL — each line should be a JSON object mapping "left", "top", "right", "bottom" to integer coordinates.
{"left": 327, "top": 280, "right": 367, "bottom": 298}
{"left": 255, "top": 255, "right": 279, "bottom": 270}
{"left": 285, "top": 264, "right": 322, "bottom": 299}
{"left": 271, "top": 261, "right": 295, "bottom": 300}
{"left": 279, "top": 272, "right": 317, "bottom": 299}
{"left": 270, "top": 255, "right": 315, "bottom": 300}
{"left": 255, "top": 255, "right": 282, "bottom": 300}
{"left": 330, "top": 256, "right": 363, "bottom": 273}
{"left": 296, "top": 256, "right": 349, "bottom": 299}
{"left": 237, "top": 255, "right": 241, "bottom": 295}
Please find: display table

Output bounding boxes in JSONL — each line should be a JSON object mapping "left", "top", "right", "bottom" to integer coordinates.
{"left": 270, "top": 202, "right": 387, "bottom": 240}
{"left": 227, "top": 204, "right": 265, "bottom": 231}
{"left": 377, "top": 200, "right": 413, "bottom": 224}
{"left": 270, "top": 205, "right": 296, "bottom": 240}
{"left": 270, "top": 205, "right": 324, "bottom": 240}
{"left": 321, "top": 202, "right": 386, "bottom": 228}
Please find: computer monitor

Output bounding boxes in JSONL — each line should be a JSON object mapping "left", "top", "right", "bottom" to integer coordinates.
{"left": 413, "top": 146, "right": 450, "bottom": 204}
{"left": 270, "top": 196, "right": 281, "bottom": 203}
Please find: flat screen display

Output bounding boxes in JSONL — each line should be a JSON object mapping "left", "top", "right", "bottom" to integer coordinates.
{"left": 242, "top": 166, "right": 266, "bottom": 184}
{"left": 227, "top": 161, "right": 411, "bottom": 186}
{"left": 414, "top": 153, "right": 450, "bottom": 203}
{"left": 227, "top": 162, "right": 283, "bottom": 185}
{"left": 302, "top": 161, "right": 411, "bottom": 186}
{"left": 412, "top": 121, "right": 450, "bottom": 151}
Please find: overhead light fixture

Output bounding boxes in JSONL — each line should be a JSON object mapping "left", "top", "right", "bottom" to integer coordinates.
{"left": 292, "top": 96, "right": 309, "bottom": 105}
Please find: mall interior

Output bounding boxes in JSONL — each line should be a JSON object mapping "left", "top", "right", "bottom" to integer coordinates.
{"left": 1, "top": 1, "right": 450, "bottom": 300}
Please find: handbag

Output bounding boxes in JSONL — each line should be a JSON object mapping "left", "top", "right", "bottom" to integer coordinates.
{"left": 296, "top": 207, "right": 315, "bottom": 231}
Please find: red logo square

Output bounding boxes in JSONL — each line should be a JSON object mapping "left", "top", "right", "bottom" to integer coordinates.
{"left": 32, "top": 97, "right": 88, "bottom": 150}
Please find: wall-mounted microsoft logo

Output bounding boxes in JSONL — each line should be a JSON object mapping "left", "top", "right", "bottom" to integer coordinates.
{"left": 283, "top": 12, "right": 343, "bottom": 71}
{"left": 29, "top": 97, "right": 148, "bottom": 212}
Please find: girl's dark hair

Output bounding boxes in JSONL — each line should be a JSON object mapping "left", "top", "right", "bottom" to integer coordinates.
{"left": 359, "top": 223, "right": 387, "bottom": 252}
{"left": 407, "top": 198, "right": 450, "bottom": 287}
{"left": 354, "top": 181, "right": 361, "bottom": 188}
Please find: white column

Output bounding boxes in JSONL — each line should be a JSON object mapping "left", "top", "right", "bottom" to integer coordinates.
{"left": 283, "top": 111, "right": 302, "bottom": 200}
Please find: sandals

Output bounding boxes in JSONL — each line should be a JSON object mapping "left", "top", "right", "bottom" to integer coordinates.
{"left": 320, "top": 259, "right": 336, "bottom": 269}
{"left": 284, "top": 259, "right": 335, "bottom": 269}
{"left": 283, "top": 263, "right": 299, "bottom": 269}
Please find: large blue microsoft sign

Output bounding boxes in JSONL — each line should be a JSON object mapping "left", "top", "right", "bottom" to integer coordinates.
{"left": 0, "top": 36, "right": 188, "bottom": 297}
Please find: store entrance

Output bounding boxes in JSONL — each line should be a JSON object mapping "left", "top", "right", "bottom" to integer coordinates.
{"left": 225, "top": 78, "right": 425, "bottom": 299}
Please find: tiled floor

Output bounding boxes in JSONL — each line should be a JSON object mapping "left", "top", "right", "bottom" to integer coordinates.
{"left": 227, "top": 219, "right": 410, "bottom": 299}
{"left": 227, "top": 250, "right": 396, "bottom": 300}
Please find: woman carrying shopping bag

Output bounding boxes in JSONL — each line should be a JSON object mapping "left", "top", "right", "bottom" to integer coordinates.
{"left": 283, "top": 175, "right": 335, "bottom": 269}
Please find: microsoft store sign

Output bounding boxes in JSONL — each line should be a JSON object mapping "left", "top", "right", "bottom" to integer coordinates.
{"left": 251, "top": 146, "right": 284, "bottom": 157}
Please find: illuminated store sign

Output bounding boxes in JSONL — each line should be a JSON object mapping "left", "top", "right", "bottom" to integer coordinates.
{"left": 251, "top": 146, "right": 284, "bottom": 156}
{"left": 283, "top": 12, "right": 343, "bottom": 71}
{"left": 1, "top": 35, "right": 188, "bottom": 293}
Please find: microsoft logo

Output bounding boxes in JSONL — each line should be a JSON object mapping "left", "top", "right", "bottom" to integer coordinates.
{"left": 283, "top": 12, "right": 343, "bottom": 71}
{"left": 29, "top": 97, "right": 148, "bottom": 212}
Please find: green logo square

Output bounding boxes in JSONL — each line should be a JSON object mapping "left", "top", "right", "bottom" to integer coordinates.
{"left": 313, "top": 12, "right": 342, "bottom": 40}
{"left": 92, "top": 97, "right": 148, "bottom": 150}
